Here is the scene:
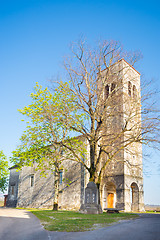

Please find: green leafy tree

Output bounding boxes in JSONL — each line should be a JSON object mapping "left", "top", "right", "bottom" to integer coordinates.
{"left": 11, "top": 82, "right": 86, "bottom": 210}
{"left": 0, "top": 151, "right": 8, "bottom": 193}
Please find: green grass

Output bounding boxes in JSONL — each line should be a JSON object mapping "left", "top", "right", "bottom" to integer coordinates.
{"left": 0, "top": 200, "right": 4, "bottom": 207}
{"left": 30, "top": 210, "right": 138, "bottom": 232}
{"left": 145, "top": 211, "right": 160, "bottom": 214}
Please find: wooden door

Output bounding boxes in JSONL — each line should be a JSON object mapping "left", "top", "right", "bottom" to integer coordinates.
{"left": 107, "top": 193, "right": 114, "bottom": 208}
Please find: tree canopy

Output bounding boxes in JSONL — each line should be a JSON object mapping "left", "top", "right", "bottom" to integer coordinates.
{"left": 11, "top": 82, "right": 86, "bottom": 209}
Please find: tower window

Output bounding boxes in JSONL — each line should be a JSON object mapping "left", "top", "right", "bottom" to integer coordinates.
{"left": 133, "top": 85, "right": 137, "bottom": 99}
{"left": 111, "top": 83, "right": 116, "bottom": 95}
{"left": 128, "top": 81, "right": 132, "bottom": 96}
{"left": 105, "top": 85, "right": 109, "bottom": 98}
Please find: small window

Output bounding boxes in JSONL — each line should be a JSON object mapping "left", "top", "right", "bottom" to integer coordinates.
{"left": 61, "top": 150, "right": 64, "bottom": 155}
{"left": 59, "top": 171, "right": 63, "bottom": 185}
{"left": 11, "top": 185, "right": 15, "bottom": 195}
{"left": 111, "top": 83, "right": 116, "bottom": 95}
{"left": 30, "top": 175, "right": 34, "bottom": 187}
{"left": 105, "top": 85, "right": 109, "bottom": 98}
{"left": 128, "top": 81, "right": 132, "bottom": 96}
{"left": 133, "top": 85, "right": 137, "bottom": 99}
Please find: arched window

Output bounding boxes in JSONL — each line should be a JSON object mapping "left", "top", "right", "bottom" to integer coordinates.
{"left": 128, "top": 81, "right": 132, "bottom": 96}
{"left": 133, "top": 85, "right": 137, "bottom": 99}
{"left": 105, "top": 85, "right": 109, "bottom": 98}
{"left": 111, "top": 83, "right": 116, "bottom": 95}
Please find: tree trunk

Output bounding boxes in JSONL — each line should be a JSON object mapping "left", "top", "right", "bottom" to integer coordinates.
{"left": 53, "top": 203, "right": 58, "bottom": 211}
{"left": 96, "top": 183, "right": 101, "bottom": 205}
{"left": 92, "top": 170, "right": 103, "bottom": 210}
{"left": 53, "top": 163, "right": 59, "bottom": 211}
{"left": 99, "top": 183, "right": 103, "bottom": 208}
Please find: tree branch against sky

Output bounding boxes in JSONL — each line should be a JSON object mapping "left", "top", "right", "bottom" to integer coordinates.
{"left": 56, "top": 39, "right": 160, "bottom": 205}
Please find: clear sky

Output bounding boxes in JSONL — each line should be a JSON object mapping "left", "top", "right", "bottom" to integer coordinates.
{"left": 0, "top": 0, "right": 160, "bottom": 204}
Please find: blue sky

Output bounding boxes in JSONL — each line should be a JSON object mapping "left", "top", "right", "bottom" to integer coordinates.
{"left": 0, "top": 0, "right": 160, "bottom": 204}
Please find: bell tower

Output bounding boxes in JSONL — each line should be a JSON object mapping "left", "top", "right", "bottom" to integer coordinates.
{"left": 102, "top": 59, "right": 144, "bottom": 211}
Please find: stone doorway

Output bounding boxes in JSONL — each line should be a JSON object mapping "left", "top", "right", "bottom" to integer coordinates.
{"left": 107, "top": 193, "right": 114, "bottom": 208}
{"left": 103, "top": 182, "right": 116, "bottom": 209}
{"left": 131, "top": 182, "right": 139, "bottom": 211}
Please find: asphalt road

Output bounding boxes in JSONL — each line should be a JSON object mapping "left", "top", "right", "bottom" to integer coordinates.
{"left": 0, "top": 208, "right": 49, "bottom": 240}
{"left": 0, "top": 208, "right": 160, "bottom": 240}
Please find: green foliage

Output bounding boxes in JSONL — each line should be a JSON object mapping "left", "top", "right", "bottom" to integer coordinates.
{"left": 11, "top": 82, "right": 86, "bottom": 172}
{"left": 11, "top": 82, "right": 87, "bottom": 208}
{"left": 30, "top": 210, "right": 138, "bottom": 232}
{"left": 0, "top": 151, "right": 8, "bottom": 192}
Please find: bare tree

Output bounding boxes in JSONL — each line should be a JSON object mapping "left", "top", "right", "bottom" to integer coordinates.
{"left": 55, "top": 39, "right": 160, "bottom": 206}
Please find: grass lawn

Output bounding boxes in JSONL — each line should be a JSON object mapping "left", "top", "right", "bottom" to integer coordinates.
{"left": 30, "top": 209, "right": 138, "bottom": 232}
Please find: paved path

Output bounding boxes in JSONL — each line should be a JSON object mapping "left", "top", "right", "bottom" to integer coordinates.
{"left": 0, "top": 208, "right": 49, "bottom": 240}
{"left": 0, "top": 208, "right": 160, "bottom": 240}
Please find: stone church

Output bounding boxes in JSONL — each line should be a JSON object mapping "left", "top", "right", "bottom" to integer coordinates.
{"left": 7, "top": 59, "right": 144, "bottom": 212}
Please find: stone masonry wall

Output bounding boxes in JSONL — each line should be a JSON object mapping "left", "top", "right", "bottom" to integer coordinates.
{"left": 16, "top": 160, "right": 87, "bottom": 210}
{"left": 17, "top": 166, "right": 54, "bottom": 208}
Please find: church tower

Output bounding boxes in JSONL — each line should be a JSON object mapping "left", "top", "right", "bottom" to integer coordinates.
{"left": 101, "top": 59, "right": 144, "bottom": 212}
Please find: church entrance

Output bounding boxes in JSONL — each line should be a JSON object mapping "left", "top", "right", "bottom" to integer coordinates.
{"left": 103, "top": 182, "right": 116, "bottom": 209}
{"left": 107, "top": 193, "right": 114, "bottom": 208}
